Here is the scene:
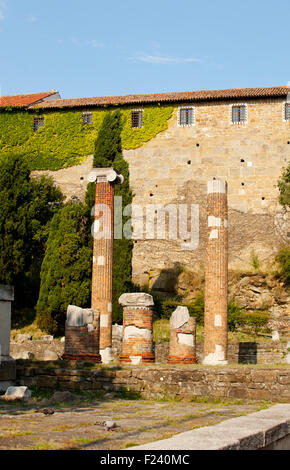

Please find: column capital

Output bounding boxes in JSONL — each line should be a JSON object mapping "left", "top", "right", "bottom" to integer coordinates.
{"left": 88, "top": 168, "right": 124, "bottom": 185}
{"left": 119, "top": 292, "right": 154, "bottom": 308}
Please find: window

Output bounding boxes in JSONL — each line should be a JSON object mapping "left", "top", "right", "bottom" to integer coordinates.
{"left": 131, "top": 110, "right": 143, "bottom": 128}
{"left": 178, "top": 106, "right": 194, "bottom": 126}
{"left": 231, "top": 104, "right": 247, "bottom": 124}
{"left": 82, "top": 111, "right": 93, "bottom": 125}
{"left": 33, "top": 117, "right": 44, "bottom": 132}
{"left": 285, "top": 103, "right": 290, "bottom": 121}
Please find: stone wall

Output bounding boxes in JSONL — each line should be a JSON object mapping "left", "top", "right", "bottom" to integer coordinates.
{"left": 31, "top": 97, "right": 290, "bottom": 287}
{"left": 15, "top": 363, "right": 290, "bottom": 401}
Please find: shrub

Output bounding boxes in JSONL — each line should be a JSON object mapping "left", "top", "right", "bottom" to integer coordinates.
{"left": 275, "top": 246, "right": 290, "bottom": 286}
{"left": 277, "top": 161, "right": 290, "bottom": 207}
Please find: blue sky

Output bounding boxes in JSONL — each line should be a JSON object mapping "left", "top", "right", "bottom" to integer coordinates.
{"left": 0, "top": 0, "right": 289, "bottom": 99}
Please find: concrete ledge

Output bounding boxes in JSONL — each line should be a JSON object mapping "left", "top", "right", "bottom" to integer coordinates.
{"left": 129, "top": 404, "right": 290, "bottom": 450}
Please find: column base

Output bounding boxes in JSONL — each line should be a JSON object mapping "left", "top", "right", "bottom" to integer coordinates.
{"left": 202, "top": 357, "right": 228, "bottom": 366}
{"left": 100, "top": 347, "right": 114, "bottom": 364}
{"left": 62, "top": 353, "right": 102, "bottom": 363}
{"left": 167, "top": 355, "right": 197, "bottom": 364}
{"left": 119, "top": 354, "right": 155, "bottom": 364}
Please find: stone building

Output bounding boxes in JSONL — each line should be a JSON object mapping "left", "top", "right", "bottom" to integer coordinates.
{"left": 1, "top": 86, "right": 289, "bottom": 289}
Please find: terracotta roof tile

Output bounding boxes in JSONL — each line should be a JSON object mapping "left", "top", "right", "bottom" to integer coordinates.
{"left": 29, "top": 86, "right": 290, "bottom": 109}
{"left": 0, "top": 91, "right": 58, "bottom": 107}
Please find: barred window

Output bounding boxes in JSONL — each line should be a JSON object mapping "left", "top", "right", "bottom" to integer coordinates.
{"left": 232, "top": 105, "right": 247, "bottom": 124}
{"left": 178, "top": 107, "right": 194, "bottom": 126}
{"left": 33, "top": 117, "right": 44, "bottom": 132}
{"left": 285, "top": 103, "right": 290, "bottom": 121}
{"left": 82, "top": 111, "right": 93, "bottom": 125}
{"left": 131, "top": 110, "right": 143, "bottom": 128}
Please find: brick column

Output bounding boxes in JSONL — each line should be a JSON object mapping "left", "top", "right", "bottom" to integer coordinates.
{"left": 89, "top": 168, "right": 123, "bottom": 364}
{"left": 63, "top": 305, "right": 101, "bottom": 362}
{"left": 118, "top": 293, "right": 155, "bottom": 365}
{"left": 203, "top": 179, "right": 228, "bottom": 365}
{"left": 167, "top": 306, "right": 197, "bottom": 364}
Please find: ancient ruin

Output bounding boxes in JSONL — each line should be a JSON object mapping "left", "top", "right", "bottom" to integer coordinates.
{"left": 119, "top": 293, "right": 155, "bottom": 364}
{"left": 167, "top": 306, "right": 197, "bottom": 364}
{"left": 203, "top": 179, "right": 229, "bottom": 365}
{"left": 62, "top": 305, "right": 101, "bottom": 362}
{"left": 0, "top": 285, "right": 16, "bottom": 391}
{"left": 89, "top": 168, "right": 123, "bottom": 364}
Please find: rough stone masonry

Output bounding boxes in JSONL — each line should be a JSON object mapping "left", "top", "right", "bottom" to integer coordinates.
{"left": 203, "top": 179, "right": 229, "bottom": 365}
{"left": 89, "top": 168, "right": 123, "bottom": 364}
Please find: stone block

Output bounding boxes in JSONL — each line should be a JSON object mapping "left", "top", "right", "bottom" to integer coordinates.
{"left": 5, "top": 386, "right": 31, "bottom": 399}
{"left": 119, "top": 292, "right": 154, "bottom": 307}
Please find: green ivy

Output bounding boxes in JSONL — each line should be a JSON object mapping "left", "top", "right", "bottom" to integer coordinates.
{"left": 0, "top": 105, "right": 173, "bottom": 171}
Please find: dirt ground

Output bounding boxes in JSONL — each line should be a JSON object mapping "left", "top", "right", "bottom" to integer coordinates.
{"left": 0, "top": 394, "right": 275, "bottom": 450}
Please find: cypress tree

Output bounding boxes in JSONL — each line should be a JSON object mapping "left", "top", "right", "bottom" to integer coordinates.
{"left": 36, "top": 202, "right": 92, "bottom": 335}
{"left": 0, "top": 154, "right": 63, "bottom": 306}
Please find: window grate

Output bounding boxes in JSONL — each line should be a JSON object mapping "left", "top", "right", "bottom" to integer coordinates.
{"left": 232, "top": 105, "right": 247, "bottom": 124}
{"left": 82, "top": 112, "right": 93, "bottom": 125}
{"left": 33, "top": 117, "right": 44, "bottom": 132}
{"left": 179, "top": 107, "right": 194, "bottom": 126}
{"left": 131, "top": 110, "right": 143, "bottom": 128}
{"left": 285, "top": 103, "right": 290, "bottom": 121}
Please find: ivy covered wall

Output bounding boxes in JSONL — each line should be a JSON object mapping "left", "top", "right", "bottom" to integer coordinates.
{"left": 0, "top": 105, "right": 173, "bottom": 171}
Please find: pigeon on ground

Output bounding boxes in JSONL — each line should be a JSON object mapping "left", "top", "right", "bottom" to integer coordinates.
{"left": 35, "top": 408, "right": 55, "bottom": 416}
{"left": 95, "top": 420, "right": 120, "bottom": 431}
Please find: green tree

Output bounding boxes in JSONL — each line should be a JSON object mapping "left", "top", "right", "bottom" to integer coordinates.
{"left": 277, "top": 161, "right": 290, "bottom": 207}
{"left": 86, "top": 110, "right": 133, "bottom": 323}
{"left": 0, "top": 154, "right": 63, "bottom": 306}
{"left": 36, "top": 203, "right": 93, "bottom": 335}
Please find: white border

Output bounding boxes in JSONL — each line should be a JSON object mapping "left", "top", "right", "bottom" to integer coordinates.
{"left": 230, "top": 103, "right": 248, "bottom": 125}
{"left": 177, "top": 105, "right": 195, "bottom": 127}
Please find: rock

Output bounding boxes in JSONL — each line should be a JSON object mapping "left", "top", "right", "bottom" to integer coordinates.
{"left": 40, "top": 335, "right": 54, "bottom": 342}
{"left": 5, "top": 386, "right": 31, "bottom": 399}
{"left": 104, "top": 392, "right": 116, "bottom": 399}
{"left": 66, "top": 305, "right": 94, "bottom": 327}
{"left": 51, "top": 391, "right": 77, "bottom": 403}
{"left": 112, "top": 324, "right": 123, "bottom": 339}
{"left": 170, "top": 306, "right": 189, "bottom": 329}
{"left": 41, "top": 350, "right": 60, "bottom": 361}
{"left": 11, "top": 351, "right": 34, "bottom": 360}
{"left": 17, "top": 334, "right": 32, "bottom": 343}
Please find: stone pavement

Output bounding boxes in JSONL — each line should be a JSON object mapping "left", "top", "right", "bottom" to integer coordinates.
{"left": 0, "top": 394, "right": 271, "bottom": 450}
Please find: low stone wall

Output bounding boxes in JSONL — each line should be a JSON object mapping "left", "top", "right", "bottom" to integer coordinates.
{"left": 10, "top": 338, "right": 290, "bottom": 365}
{"left": 16, "top": 363, "right": 290, "bottom": 402}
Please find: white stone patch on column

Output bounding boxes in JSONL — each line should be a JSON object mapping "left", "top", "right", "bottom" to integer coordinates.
{"left": 203, "top": 344, "right": 228, "bottom": 365}
{"left": 214, "top": 315, "right": 222, "bottom": 327}
{"left": 124, "top": 325, "right": 152, "bottom": 341}
{"left": 129, "top": 356, "right": 142, "bottom": 365}
{"left": 93, "top": 256, "right": 96, "bottom": 263}
{"left": 100, "top": 347, "right": 113, "bottom": 364}
{"left": 177, "top": 333, "right": 194, "bottom": 347}
{"left": 108, "top": 303, "right": 112, "bottom": 313}
{"left": 207, "top": 180, "right": 226, "bottom": 194}
{"left": 272, "top": 330, "right": 280, "bottom": 342}
{"left": 100, "top": 314, "right": 109, "bottom": 328}
{"left": 208, "top": 216, "right": 221, "bottom": 227}
{"left": 224, "top": 219, "right": 228, "bottom": 228}
{"left": 97, "top": 256, "right": 105, "bottom": 266}
{"left": 209, "top": 229, "right": 218, "bottom": 239}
